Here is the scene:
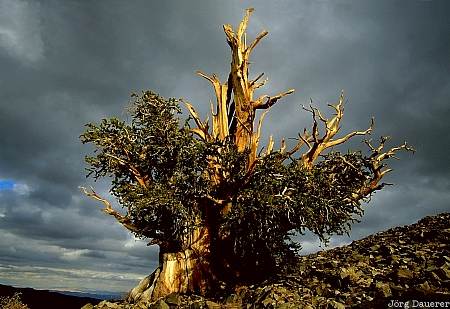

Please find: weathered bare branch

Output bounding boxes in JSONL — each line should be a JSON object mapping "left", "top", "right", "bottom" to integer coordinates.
{"left": 339, "top": 155, "right": 360, "bottom": 172}
{"left": 238, "top": 7, "right": 254, "bottom": 40}
{"left": 312, "top": 107, "right": 327, "bottom": 124}
{"left": 104, "top": 153, "right": 148, "bottom": 188}
{"left": 249, "top": 72, "right": 265, "bottom": 87}
{"left": 205, "top": 194, "right": 225, "bottom": 205}
{"left": 300, "top": 92, "right": 374, "bottom": 169}
{"left": 325, "top": 117, "right": 374, "bottom": 149}
{"left": 279, "top": 138, "right": 286, "bottom": 154}
{"left": 197, "top": 70, "right": 217, "bottom": 84}
{"left": 286, "top": 129, "right": 310, "bottom": 157}
{"left": 350, "top": 139, "right": 415, "bottom": 202}
{"left": 252, "top": 78, "right": 268, "bottom": 91}
{"left": 249, "top": 109, "right": 270, "bottom": 166}
{"left": 254, "top": 89, "right": 295, "bottom": 110}
{"left": 246, "top": 30, "right": 269, "bottom": 56}
{"left": 79, "top": 186, "right": 139, "bottom": 233}
{"left": 190, "top": 128, "right": 208, "bottom": 141}
{"left": 196, "top": 71, "right": 231, "bottom": 141}
{"left": 220, "top": 8, "right": 295, "bottom": 156}
{"left": 184, "top": 100, "right": 210, "bottom": 141}
{"left": 266, "top": 135, "right": 275, "bottom": 156}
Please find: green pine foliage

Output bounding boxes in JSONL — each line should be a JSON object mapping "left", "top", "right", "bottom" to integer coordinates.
{"left": 81, "top": 91, "right": 386, "bottom": 275}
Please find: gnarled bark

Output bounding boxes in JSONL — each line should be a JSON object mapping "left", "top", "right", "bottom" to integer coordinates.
{"left": 127, "top": 226, "right": 214, "bottom": 304}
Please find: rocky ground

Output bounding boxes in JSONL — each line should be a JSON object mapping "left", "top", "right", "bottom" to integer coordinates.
{"left": 83, "top": 212, "right": 450, "bottom": 308}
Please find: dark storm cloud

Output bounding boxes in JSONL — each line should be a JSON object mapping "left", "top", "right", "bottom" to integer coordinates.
{"left": 0, "top": 0, "right": 449, "bottom": 292}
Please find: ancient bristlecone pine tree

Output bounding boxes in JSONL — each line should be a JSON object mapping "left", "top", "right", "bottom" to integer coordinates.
{"left": 80, "top": 9, "right": 413, "bottom": 301}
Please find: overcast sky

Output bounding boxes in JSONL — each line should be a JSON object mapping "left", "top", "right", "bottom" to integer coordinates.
{"left": 0, "top": 0, "right": 449, "bottom": 294}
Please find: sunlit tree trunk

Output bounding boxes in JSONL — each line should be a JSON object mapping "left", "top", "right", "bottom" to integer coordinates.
{"left": 127, "top": 225, "right": 215, "bottom": 302}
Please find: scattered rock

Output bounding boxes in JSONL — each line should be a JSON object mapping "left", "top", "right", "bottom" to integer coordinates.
{"left": 84, "top": 212, "right": 450, "bottom": 309}
{"left": 162, "top": 292, "right": 178, "bottom": 306}
{"left": 236, "top": 212, "right": 450, "bottom": 308}
{"left": 95, "top": 300, "right": 121, "bottom": 308}
{"left": 149, "top": 299, "right": 169, "bottom": 309}
{"left": 205, "top": 300, "right": 221, "bottom": 308}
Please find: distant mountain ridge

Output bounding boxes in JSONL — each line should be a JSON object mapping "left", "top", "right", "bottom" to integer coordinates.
{"left": 0, "top": 284, "right": 102, "bottom": 309}
{"left": 53, "top": 290, "right": 124, "bottom": 301}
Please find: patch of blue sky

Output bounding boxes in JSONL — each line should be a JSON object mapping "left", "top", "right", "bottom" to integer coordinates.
{"left": 0, "top": 179, "right": 15, "bottom": 190}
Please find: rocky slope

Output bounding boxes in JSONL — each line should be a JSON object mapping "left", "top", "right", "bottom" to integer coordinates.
{"left": 84, "top": 212, "right": 450, "bottom": 308}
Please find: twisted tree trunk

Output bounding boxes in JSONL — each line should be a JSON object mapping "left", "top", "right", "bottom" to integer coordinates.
{"left": 127, "top": 226, "right": 215, "bottom": 303}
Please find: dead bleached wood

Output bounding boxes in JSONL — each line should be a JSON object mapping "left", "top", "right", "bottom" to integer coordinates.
{"left": 189, "top": 8, "right": 294, "bottom": 169}
{"left": 79, "top": 186, "right": 139, "bottom": 233}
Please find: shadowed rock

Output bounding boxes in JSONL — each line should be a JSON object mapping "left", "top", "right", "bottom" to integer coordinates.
{"left": 86, "top": 212, "right": 450, "bottom": 308}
